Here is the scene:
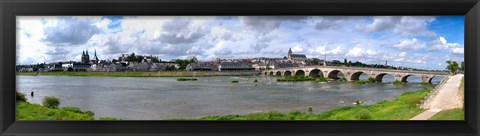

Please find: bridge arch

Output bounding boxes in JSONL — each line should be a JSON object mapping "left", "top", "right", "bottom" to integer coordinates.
{"left": 375, "top": 73, "right": 395, "bottom": 82}
{"left": 350, "top": 71, "right": 366, "bottom": 81}
{"left": 308, "top": 69, "right": 323, "bottom": 77}
{"left": 275, "top": 71, "right": 282, "bottom": 76}
{"left": 428, "top": 76, "right": 445, "bottom": 84}
{"left": 284, "top": 70, "right": 292, "bottom": 77}
{"left": 264, "top": 72, "right": 268, "bottom": 76}
{"left": 295, "top": 70, "right": 305, "bottom": 76}
{"left": 327, "top": 70, "right": 345, "bottom": 79}
{"left": 269, "top": 71, "right": 274, "bottom": 76}
{"left": 401, "top": 74, "right": 421, "bottom": 83}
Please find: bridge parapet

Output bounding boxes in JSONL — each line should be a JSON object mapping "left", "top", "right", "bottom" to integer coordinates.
{"left": 263, "top": 66, "right": 447, "bottom": 83}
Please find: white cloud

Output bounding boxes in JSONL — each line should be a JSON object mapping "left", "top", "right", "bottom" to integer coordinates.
{"left": 362, "top": 16, "right": 436, "bottom": 37}
{"left": 452, "top": 47, "right": 464, "bottom": 55}
{"left": 291, "top": 45, "right": 304, "bottom": 53}
{"left": 439, "top": 37, "right": 447, "bottom": 44}
{"left": 16, "top": 16, "right": 463, "bottom": 70}
{"left": 393, "top": 38, "right": 424, "bottom": 50}
{"left": 346, "top": 47, "right": 379, "bottom": 58}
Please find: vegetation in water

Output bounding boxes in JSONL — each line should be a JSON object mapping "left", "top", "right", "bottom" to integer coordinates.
{"left": 183, "top": 87, "right": 433, "bottom": 120}
{"left": 355, "top": 77, "right": 377, "bottom": 84}
{"left": 231, "top": 81, "right": 239, "bottom": 83}
{"left": 177, "top": 78, "right": 198, "bottom": 81}
{"left": 253, "top": 79, "right": 258, "bottom": 83}
{"left": 393, "top": 80, "right": 405, "bottom": 85}
{"left": 337, "top": 77, "right": 347, "bottom": 82}
{"left": 277, "top": 75, "right": 316, "bottom": 82}
{"left": 315, "top": 77, "right": 328, "bottom": 82}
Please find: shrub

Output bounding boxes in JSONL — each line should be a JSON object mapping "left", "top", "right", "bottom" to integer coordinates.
{"left": 85, "top": 111, "right": 95, "bottom": 116}
{"left": 338, "top": 77, "right": 347, "bottom": 82}
{"left": 308, "top": 107, "right": 313, "bottom": 114}
{"left": 42, "top": 96, "right": 60, "bottom": 108}
{"left": 393, "top": 80, "right": 405, "bottom": 85}
{"left": 288, "top": 111, "right": 302, "bottom": 116}
{"left": 16, "top": 91, "right": 27, "bottom": 102}
{"left": 316, "top": 77, "right": 328, "bottom": 82}
{"left": 277, "top": 76, "right": 316, "bottom": 82}
{"left": 367, "top": 77, "right": 376, "bottom": 83}
{"left": 253, "top": 79, "right": 258, "bottom": 82}
{"left": 356, "top": 109, "right": 372, "bottom": 120}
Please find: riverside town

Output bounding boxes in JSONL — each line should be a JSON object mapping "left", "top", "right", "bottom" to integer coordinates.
{"left": 16, "top": 16, "right": 465, "bottom": 121}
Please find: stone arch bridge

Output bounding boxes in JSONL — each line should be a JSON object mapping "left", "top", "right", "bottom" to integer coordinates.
{"left": 262, "top": 66, "right": 449, "bottom": 83}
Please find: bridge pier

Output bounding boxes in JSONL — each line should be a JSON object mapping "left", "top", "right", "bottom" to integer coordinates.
{"left": 421, "top": 75, "right": 434, "bottom": 83}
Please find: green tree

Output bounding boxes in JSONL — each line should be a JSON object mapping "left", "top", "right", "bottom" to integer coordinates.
{"left": 446, "top": 60, "right": 459, "bottom": 74}
{"left": 311, "top": 59, "right": 319, "bottom": 65}
{"left": 460, "top": 61, "right": 465, "bottom": 71}
{"left": 175, "top": 59, "right": 193, "bottom": 70}
{"left": 136, "top": 55, "right": 144, "bottom": 62}
{"left": 32, "top": 66, "right": 39, "bottom": 72}
{"left": 112, "top": 59, "right": 118, "bottom": 64}
{"left": 126, "top": 53, "right": 136, "bottom": 62}
{"left": 161, "top": 65, "right": 176, "bottom": 71}
{"left": 16, "top": 91, "right": 27, "bottom": 102}
{"left": 344, "top": 58, "right": 348, "bottom": 66}
{"left": 152, "top": 57, "right": 160, "bottom": 63}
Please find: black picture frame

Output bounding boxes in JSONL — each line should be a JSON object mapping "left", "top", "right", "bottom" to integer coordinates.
{"left": 1, "top": 0, "right": 479, "bottom": 136}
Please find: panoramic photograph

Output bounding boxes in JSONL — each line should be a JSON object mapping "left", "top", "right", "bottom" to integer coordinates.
{"left": 15, "top": 16, "right": 464, "bottom": 120}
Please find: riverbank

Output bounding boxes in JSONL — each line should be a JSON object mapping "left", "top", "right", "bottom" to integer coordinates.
{"left": 16, "top": 71, "right": 259, "bottom": 77}
{"left": 412, "top": 74, "right": 464, "bottom": 120}
{"left": 17, "top": 101, "right": 122, "bottom": 120}
{"left": 174, "top": 87, "right": 433, "bottom": 120}
{"left": 16, "top": 92, "right": 120, "bottom": 120}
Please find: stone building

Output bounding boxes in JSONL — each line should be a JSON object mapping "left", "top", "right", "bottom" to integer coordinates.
{"left": 287, "top": 48, "right": 307, "bottom": 63}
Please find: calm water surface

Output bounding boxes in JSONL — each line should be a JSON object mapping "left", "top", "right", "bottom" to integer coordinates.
{"left": 16, "top": 75, "right": 444, "bottom": 120}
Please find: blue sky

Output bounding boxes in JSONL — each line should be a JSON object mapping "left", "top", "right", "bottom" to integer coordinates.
{"left": 16, "top": 16, "right": 464, "bottom": 70}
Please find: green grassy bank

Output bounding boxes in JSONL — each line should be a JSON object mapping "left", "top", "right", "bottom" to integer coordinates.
{"left": 17, "top": 101, "right": 121, "bottom": 120}
{"left": 16, "top": 101, "right": 95, "bottom": 120}
{"left": 428, "top": 108, "right": 464, "bottom": 120}
{"left": 16, "top": 71, "right": 257, "bottom": 77}
{"left": 178, "top": 87, "right": 433, "bottom": 120}
{"left": 16, "top": 91, "right": 120, "bottom": 120}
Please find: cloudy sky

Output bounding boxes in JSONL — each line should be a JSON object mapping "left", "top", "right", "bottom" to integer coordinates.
{"left": 17, "top": 16, "right": 464, "bottom": 70}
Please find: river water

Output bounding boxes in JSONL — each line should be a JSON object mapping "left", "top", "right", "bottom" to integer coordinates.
{"left": 16, "top": 74, "right": 444, "bottom": 120}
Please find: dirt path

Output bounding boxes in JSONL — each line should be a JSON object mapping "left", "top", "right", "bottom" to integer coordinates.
{"left": 410, "top": 74, "right": 464, "bottom": 120}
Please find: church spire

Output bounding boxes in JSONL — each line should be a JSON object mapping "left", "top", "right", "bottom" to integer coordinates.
{"left": 94, "top": 49, "right": 99, "bottom": 61}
